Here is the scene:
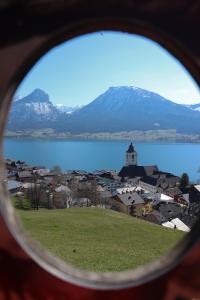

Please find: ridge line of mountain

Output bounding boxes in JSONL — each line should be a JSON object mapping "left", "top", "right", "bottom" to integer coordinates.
{"left": 7, "top": 86, "right": 200, "bottom": 136}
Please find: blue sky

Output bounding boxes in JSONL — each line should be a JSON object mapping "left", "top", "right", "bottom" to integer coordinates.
{"left": 16, "top": 31, "right": 200, "bottom": 106}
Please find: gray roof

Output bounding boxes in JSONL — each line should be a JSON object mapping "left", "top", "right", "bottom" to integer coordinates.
{"left": 140, "top": 173, "right": 179, "bottom": 188}
{"left": 119, "top": 165, "right": 147, "bottom": 178}
{"left": 140, "top": 176, "right": 158, "bottom": 186}
{"left": 157, "top": 202, "right": 182, "bottom": 220}
{"left": 7, "top": 180, "right": 22, "bottom": 191}
{"left": 151, "top": 210, "right": 167, "bottom": 224}
{"left": 118, "top": 192, "right": 144, "bottom": 206}
{"left": 119, "top": 165, "right": 157, "bottom": 178}
{"left": 18, "top": 170, "right": 32, "bottom": 178}
{"left": 142, "top": 210, "right": 166, "bottom": 224}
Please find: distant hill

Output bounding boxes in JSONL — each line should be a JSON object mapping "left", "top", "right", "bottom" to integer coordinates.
{"left": 7, "top": 86, "right": 200, "bottom": 135}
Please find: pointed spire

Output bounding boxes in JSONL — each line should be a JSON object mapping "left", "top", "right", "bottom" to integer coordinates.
{"left": 126, "top": 142, "right": 134, "bottom": 153}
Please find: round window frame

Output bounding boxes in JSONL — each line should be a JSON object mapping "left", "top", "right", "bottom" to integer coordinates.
{"left": 0, "top": 16, "right": 200, "bottom": 290}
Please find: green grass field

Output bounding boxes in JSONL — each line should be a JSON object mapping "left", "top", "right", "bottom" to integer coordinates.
{"left": 17, "top": 208, "right": 184, "bottom": 272}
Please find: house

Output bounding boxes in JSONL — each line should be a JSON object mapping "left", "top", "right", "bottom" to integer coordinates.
{"left": 7, "top": 169, "right": 18, "bottom": 179}
{"left": 34, "top": 168, "right": 50, "bottom": 177}
{"left": 98, "top": 190, "right": 112, "bottom": 208}
{"left": 139, "top": 172, "right": 180, "bottom": 194}
{"left": 188, "top": 185, "right": 200, "bottom": 203}
{"left": 180, "top": 200, "right": 200, "bottom": 228}
{"left": 139, "top": 176, "right": 158, "bottom": 193}
{"left": 7, "top": 180, "right": 23, "bottom": 195}
{"left": 93, "top": 169, "right": 117, "bottom": 179}
{"left": 71, "top": 197, "right": 91, "bottom": 207}
{"left": 112, "top": 191, "right": 145, "bottom": 216}
{"left": 17, "top": 170, "right": 33, "bottom": 182}
{"left": 114, "top": 186, "right": 135, "bottom": 196}
{"left": 152, "top": 193, "right": 174, "bottom": 205}
{"left": 98, "top": 177, "right": 123, "bottom": 193}
{"left": 141, "top": 210, "right": 166, "bottom": 225}
{"left": 53, "top": 185, "right": 72, "bottom": 208}
{"left": 156, "top": 202, "right": 183, "bottom": 221}
{"left": 153, "top": 171, "right": 180, "bottom": 188}
{"left": 165, "top": 187, "right": 182, "bottom": 198}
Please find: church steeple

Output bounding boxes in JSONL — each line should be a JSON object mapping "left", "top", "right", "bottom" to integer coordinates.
{"left": 126, "top": 142, "right": 137, "bottom": 166}
{"left": 127, "top": 142, "right": 134, "bottom": 153}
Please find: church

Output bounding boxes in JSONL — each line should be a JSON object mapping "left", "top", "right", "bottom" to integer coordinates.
{"left": 118, "top": 143, "right": 180, "bottom": 191}
{"left": 118, "top": 142, "right": 158, "bottom": 180}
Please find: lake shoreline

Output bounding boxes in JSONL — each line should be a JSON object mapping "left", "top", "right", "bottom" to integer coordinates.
{"left": 4, "top": 129, "right": 200, "bottom": 144}
{"left": 4, "top": 138, "right": 200, "bottom": 182}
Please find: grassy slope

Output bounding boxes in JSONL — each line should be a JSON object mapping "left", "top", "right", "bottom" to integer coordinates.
{"left": 18, "top": 208, "right": 184, "bottom": 272}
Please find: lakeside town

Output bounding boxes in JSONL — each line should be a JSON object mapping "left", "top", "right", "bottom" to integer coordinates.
{"left": 6, "top": 143, "right": 200, "bottom": 232}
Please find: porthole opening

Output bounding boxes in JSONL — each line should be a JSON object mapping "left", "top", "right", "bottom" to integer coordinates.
{"left": 1, "top": 30, "right": 200, "bottom": 288}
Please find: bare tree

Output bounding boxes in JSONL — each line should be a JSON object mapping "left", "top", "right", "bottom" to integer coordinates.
{"left": 30, "top": 173, "right": 40, "bottom": 210}
{"left": 180, "top": 173, "right": 190, "bottom": 191}
{"left": 89, "top": 180, "right": 100, "bottom": 206}
{"left": 51, "top": 165, "right": 62, "bottom": 175}
{"left": 76, "top": 180, "right": 100, "bottom": 206}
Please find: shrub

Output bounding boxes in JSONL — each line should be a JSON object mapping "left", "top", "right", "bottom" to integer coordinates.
{"left": 12, "top": 196, "right": 32, "bottom": 210}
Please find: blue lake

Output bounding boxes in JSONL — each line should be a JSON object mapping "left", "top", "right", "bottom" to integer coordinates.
{"left": 3, "top": 138, "right": 200, "bottom": 183}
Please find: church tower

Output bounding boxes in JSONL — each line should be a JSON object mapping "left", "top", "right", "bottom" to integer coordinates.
{"left": 126, "top": 142, "right": 137, "bottom": 166}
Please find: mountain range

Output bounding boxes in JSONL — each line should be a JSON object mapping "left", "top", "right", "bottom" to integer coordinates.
{"left": 7, "top": 87, "right": 200, "bottom": 135}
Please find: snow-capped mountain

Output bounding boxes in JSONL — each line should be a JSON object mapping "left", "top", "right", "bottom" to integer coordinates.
{"left": 55, "top": 104, "right": 82, "bottom": 114}
{"left": 59, "top": 86, "right": 200, "bottom": 134}
{"left": 7, "top": 89, "right": 60, "bottom": 130}
{"left": 7, "top": 86, "right": 200, "bottom": 134}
